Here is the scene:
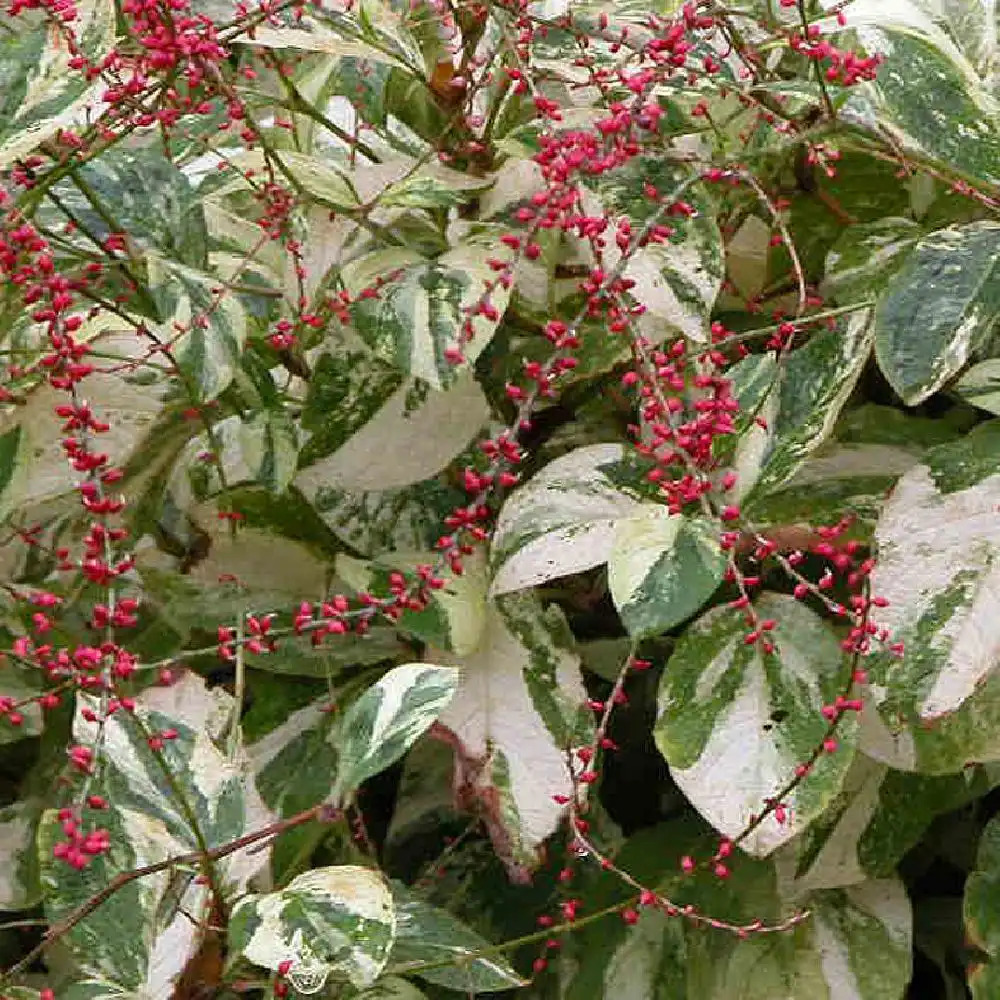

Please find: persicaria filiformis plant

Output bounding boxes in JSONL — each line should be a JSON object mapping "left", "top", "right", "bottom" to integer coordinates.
{"left": 0, "top": 0, "right": 997, "bottom": 996}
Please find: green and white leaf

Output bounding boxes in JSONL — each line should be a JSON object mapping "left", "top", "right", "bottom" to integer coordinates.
{"left": 0, "top": 0, "right": 116, "bottom": 170}
{"left": 608, "top": 508, "right": 726, "bottom": 638}
{"left": 434, "top": 592, "right": 592, "bottom": 874}
{"left": 240, "top": 409, "right": 299, "bottom": 494}
{"left": 333, "top": 663, "right": 460, "bottom": 804}
{"left": 148, "top": 256, "right": 248, "bottom": 403}
{"left": 229, "top": 865, "right": 396, "bottom": 990}
{"left": 859, "top": 422, "right": 1000, "bottom": 771}
{"left": 489, "top": 444, "right": 647, "bottom": 596}
{"left": 295, "top": 349, "right": 490, "bottom": 492}
{"left": 655, "top": 594, "right": 858, "bottom": 855}
{"left": 874, "top": 222, "right": 1000, "bottom": 405}
{"left": 742, "top": 309, "right": 876, "bottom": 502}
{"left": 954, "top": 359, "right": 1000, "bottom": 414}
{"left": 821, "top": 218, "right": 922, "bottom": 305}
{"left": 0, "top": 799, "right": 42, "bottom": 910}
{"left": 388, "top": 882, "right": 526, "bottom": 992}
{"left": 350, "top": 243, "right": 512, "bottom": 389}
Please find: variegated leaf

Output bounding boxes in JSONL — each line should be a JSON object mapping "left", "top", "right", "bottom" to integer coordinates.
{"left": 229, "top": 865, "right": 396, "bottom": 990}
{"left": 295, "top": 344, "right": 490, "bottom": 492}
{"left": 860, "top": 422, "right": 1000, "bottom": 772}
{"left": 0, "top": 0, "right": 115, "bottom": 170}
{"left": 742, "top": 309, "right": 876, "bottom": 502}
{"left": 240, "top": 409, "right": 299, "bottom": 494}
{"left": 350, "top": 243, "right": 511, "bottom": 389}
{"left": 489, "top": 444, "right": 646, "bottom": 597}
{"left": 148, "top": 256, "right": 248, "bottom": 403}
{"left": 0, "top": 799, "right": 42, "bottom": 910}
{"left": 388, "top": 882, "right": 526, "bottom": 992}
{"left": 874, "top": 222, "right": 1000, "bottom": 405}
{"left": 333, "top": 663, "right": 460, "bottom": 805}
{"left": 608, "top": 508, "right": 725, "bottom": 638}
{"left": 586, "top": 158, "right": 724, "bottom": 342}
{"left": 336, "top": 550, "right": 488, "bottom": 655}
{"left": 954, "top": 359, "right": 1000, "bottom": 415}
{"left": 655, "top": 594, "right": 858, "bottom": 856}
{"left": 433, "top": 592, "right": 592, "bottom": 875}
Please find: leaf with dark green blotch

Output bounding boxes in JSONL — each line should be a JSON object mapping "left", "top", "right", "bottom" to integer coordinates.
{"left": 655, "top": 593, "right": 856, "bottom": 856}
{"left": 350, "top": 244, "right": 511, "bottom": 389}
{"left": 275, "top": 150, "right": 361, "bottom": 210}
{"left": 229, "top": 865, "right": 396, "bottom": 990}
{"left": 743, "top": 308, "right": 876, "bottom": 502}
{"left": 843, "top": 26, "right": 1000, "bottom": 191}
{"left": 240, "top": 409, "right": 298, "bottom": 494}
{"left": 46, "top": 145, "right": 208, "bottom": 268}
{"left": 333, "top": 664, "right": 459, "bottom": 804}
{"left": 388, "top": 882, "right": 526, "bottom": 992}
{"left": 822, "top": 217, "right": 922, "bottom": 305}
{"left": 874, "top": 222, "right": 1000, "bottom": 405}
{"left": 300, "top": 346, "right": 403, "bottom": 467}
{"left": 147, "top": 257, "right": 247, "bottom": 403}
{"left": 489, "top": 443, "right": 646, "bottom": 596}
{"left": 0, "top": 800, "right": 42, "bottom": 910}
{"left": 608, "top": 509, "right": 726, "bottom": 639}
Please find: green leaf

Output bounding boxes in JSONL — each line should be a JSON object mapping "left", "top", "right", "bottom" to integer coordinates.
{"left": 333, "top": 663, "right": 460, "bottom": 804}
{"left": 275, "top": 150, "right": 361, "bottom": 210}
{"left": 608, "top": 508, "right": 725, "bottom": 638}
{"left": 350, "top": 243, "right": 511, "bottom": 389}
{"left": 822, "top": 218, "right": 922, "bottom": 305}
{"left": 743, "top": 308, "right": 876, "bottom": 501}
{"left": 234, "top": 20, "right": 409, "bottom": 66}
{"left": 586, "top": 159, "right": 723, "bottom": 341}
{"left": 874, "top": 222, "right": 1000, "bottom": 405}
{"left": 655, "top": 594, "right": 857, "bottom": 856}
{"left": 965, "top": 813, "right": 1000, "bottom": 998}
{"left": 0, "top": 800, "right": 42, "bottom": 910}
{"left": 47, "top": 145, "right": 209, "bottom": 268}
{"left": 433, "top": 592, "right": 592, "bottom": 875}
{"left": 336, "top": 550, "right": 488, "bottom": 655}
{"left": 240, "top": 409, "right": 299, "bottom": 494}
{"left": 388, "top": 882, "right": 526, "bottom": 992}
{"left": 229, "top": 865, "right": 396, "bottom": 991}
{"left": 0, "top": 0, "right": 116, "bottom": 169}
{"left": 954, "top": 359, "right": 1000, "bottom": 414}
{"left": 148, "top": 256, "right": 248, "bottom": 402}
{"left": 859, "top": 422, "right": 1000, "bottom": 772}
{"left": 489, "top": 443, "right": 647, "bottom": 596}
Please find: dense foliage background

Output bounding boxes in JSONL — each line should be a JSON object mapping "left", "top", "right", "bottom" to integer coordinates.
{"left": 0, "top": 0, "right": 999, "bottom": 996}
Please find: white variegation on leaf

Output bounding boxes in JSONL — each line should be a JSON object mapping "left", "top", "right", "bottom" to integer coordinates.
{"left": 333, "top": 663, "right": 460, "bottom": 805}
{"left": 742, "top": 309, "right": 876, "bottom": 502}
{"left": 433, "top": 592, "right": 591, "bottom": 876}
{"left": 489, "top": 443, "right": 646, "bottom": 596}
{"left": 229, "top": 865, "right": 395, "bottom": 990}
{"left": 0, "top": 800, "right": 41, "bottom": 910}
{"left": 655, "top": 594, "right": 857, "bottom": 855}
{"left": 608, "top": 507, "right": 726, "bottom": 639}
{"left": 874, "top": 223, "right": 1000, "bottom": 405}
{"left": 860, "top": 426, "right": 1000, "bottom": 772}
{"left": 954, "top": 359, "right": 1000, "bottom": 415}
{"left": 295, "top": 370, "right": 490, "bottom": 493}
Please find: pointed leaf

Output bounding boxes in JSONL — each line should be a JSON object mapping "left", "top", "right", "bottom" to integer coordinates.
{"left": 609, "top": 509, "right": 726, "bottom": 638}
{"left": 655, "top": 594, "right": 858, "bottom": 855}
{"left": 874, "top": 222, "right": 1000, "bottom": 405}
{"left": 333, "top": 663, "right": 460, "bottom": 804}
